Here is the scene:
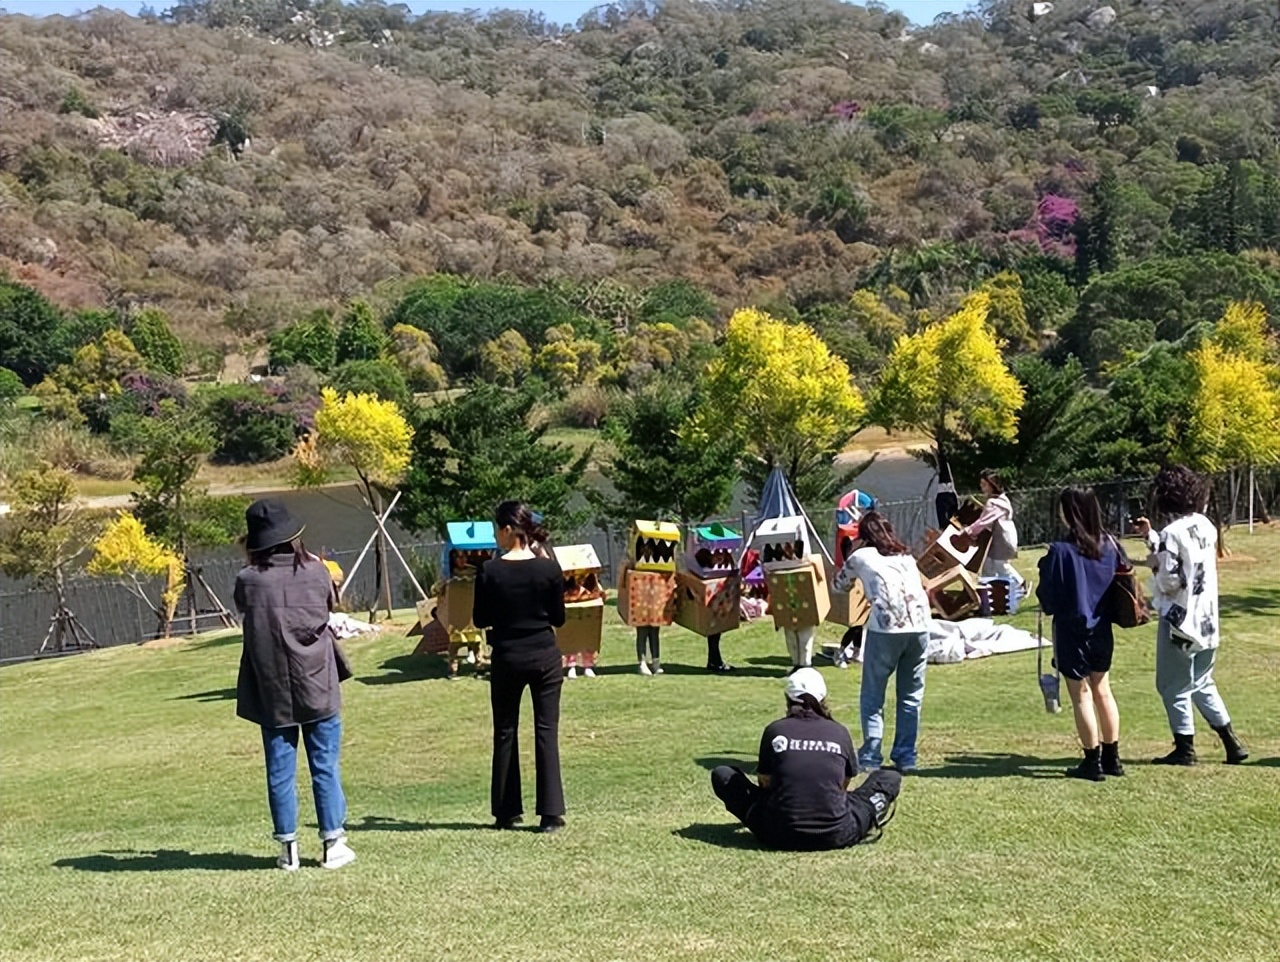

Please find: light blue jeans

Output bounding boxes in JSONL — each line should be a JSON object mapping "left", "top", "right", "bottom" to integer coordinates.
{"left": 859, "top": 629, "right": 929, "bottom": 770}
{"left": 261, "top": 714, "right": 347, "bottom": 842}
{"left": 1155, "top": 620, "right": 1230, "bottom": 735}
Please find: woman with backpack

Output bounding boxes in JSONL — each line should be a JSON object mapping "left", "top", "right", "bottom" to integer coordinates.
{"left": 1036, "top": 487, "right": 1123, "bottom": 782}
{"left": 963, "top": 469, "right": 1025, "bottom": 596}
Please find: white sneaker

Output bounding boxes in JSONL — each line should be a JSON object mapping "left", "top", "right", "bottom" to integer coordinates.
{"left": 583, "top": 667, "right": 596, "bottom": 678}
{"left": 321, "top": 836, "right": 356, "bottom": 870}
{"left": 652, "top": 660, "right": 664, "bottom": 675}
{"left": 277, "top": 840, "right": 299, "bottom": 872}
{"left": 566, "top": 665, "right": 577, "bottom": 680}
{"left": 638, "top": 660, "right": 652, "bottom": 676}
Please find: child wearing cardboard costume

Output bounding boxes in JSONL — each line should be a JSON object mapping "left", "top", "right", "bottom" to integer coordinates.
{"left": 756, "top": 517, "right": 826, "bottom": 671}
{"left": 557, "top": 543, "right": 604, "bottom": 680}
{"left": 682, "top": 523, "right": 743, "bottom": 673}
{"left": 621, "top": 521, "right": 680, "bottom": 676}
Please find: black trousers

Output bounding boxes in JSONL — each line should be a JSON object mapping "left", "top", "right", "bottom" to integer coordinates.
{"left": 710, "top": 766, "right": 901, "bottom": 850}
{"left": 489, "top": 646, "right": 565, "bottom": 820}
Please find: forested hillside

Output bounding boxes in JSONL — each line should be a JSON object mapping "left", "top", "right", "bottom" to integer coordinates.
{"left": 1, "top": 0, "right": 1276, "bottom": 347}
{"left": 1, "top": 0, "right": 1279, "bottom": 547}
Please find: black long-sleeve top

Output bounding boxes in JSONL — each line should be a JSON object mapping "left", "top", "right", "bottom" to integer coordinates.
{"left": 472, "top": 556, "right": 566, "bottom": 655}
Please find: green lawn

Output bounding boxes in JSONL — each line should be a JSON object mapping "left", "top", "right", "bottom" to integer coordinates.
{"left": 1, "top": 531, "right": 1277, "bottom": 962}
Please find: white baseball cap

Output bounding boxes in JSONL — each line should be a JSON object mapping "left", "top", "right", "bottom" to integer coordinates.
{"left": 784, "top": 667, "right": 827, "bottom": 703}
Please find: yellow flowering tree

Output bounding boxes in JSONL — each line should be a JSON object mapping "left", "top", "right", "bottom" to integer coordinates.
{"left": 294, "top": 388, "right": 414, "bottom": 616}
{"left": 871, "top": 292, "right": 1025, "bottom": 489}
{"left": 1180, "top": 301, "right": 1280, "bottom": 539}
{"left": 88, "top": 512, "right": 184, "bottom": 637}
{"left": 695, "top": 307, "right": 865, "bottom": 504}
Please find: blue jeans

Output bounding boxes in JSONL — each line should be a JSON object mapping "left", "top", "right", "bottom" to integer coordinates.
{"left": 859, "top": 629, "right": 929, "bottom": 770}
{"left": 261, "top": 714, "right": 347, "bottom": 842}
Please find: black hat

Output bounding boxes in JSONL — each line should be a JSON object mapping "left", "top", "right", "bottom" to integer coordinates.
{"left": 244, "top": 499, "right": 305, "bottom": 552}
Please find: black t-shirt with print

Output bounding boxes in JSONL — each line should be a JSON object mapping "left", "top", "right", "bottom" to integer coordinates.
{"left": 753, "top": 712, "right": 857, "bottom": 846}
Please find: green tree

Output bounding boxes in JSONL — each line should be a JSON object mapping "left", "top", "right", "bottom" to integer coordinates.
{"left": 335, "top": 300, "right": 387, "bottom": 363}
{"left": 600, "top": 379, "right": 741, "bottom": 525}
{"left": 388, "top": 323, "right": 447, "bottom": 392}
{"left": 395, "top": 383, "right": 590, "bottom": 538}
{"left": 126, "top": 308, "right": 185, "bottom": 376}
{"left": 478, "top": 329, "right": 533, "bottom": 387}
{"left": 0, "top": 367, "right": 24, "bottom": 404}
{"left": 330, "top": 359, "right": 410, "bottom": 409}
{"left": 0, "top": 279, "right": 63, "bottom": 386}
{"left": 268, "top": 310, "right": 337, "bottom": 373}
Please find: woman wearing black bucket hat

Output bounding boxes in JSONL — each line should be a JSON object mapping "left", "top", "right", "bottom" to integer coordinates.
{"left": 234, "top": 499, "right": 355, "bottom": 871}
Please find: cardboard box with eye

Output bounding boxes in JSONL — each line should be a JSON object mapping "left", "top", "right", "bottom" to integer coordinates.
{"left": 629, "top": 520, "right": 681, "bottom": 573}
{"left": 552, "top": 544, "right": 604, "bottom": 655}
{"left": 674, "top": 570, "right": 741, "bottom": 637}
{"left": 685, "top": 523, "right": 742, "bottom": 579}
{"left": 442, "top": 520, "right": 498, "bottom": 579}
{"left": 754, "top": 517, "right": 812, "bottom": 571}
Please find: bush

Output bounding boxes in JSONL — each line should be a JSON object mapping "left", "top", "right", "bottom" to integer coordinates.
{"left": 556, "top": 383, "right": 611, "bottom": 429}
{"left": 329, "top": 359, "right": 410, "bottom": 409}
{"left": 268, "top": 311, "right": 336, "bottom": 373}
{"left": 0, "top": 367, "right": 23, "bottom": 404}
{"left": 335, "top": 301, "right": 387, "bottom": 363}
{"left": 201, "top": 383, "right": 301, "bottom": 464}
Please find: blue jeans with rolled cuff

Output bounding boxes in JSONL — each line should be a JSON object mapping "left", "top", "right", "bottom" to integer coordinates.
{"left": 261, "top": 714, "right": 347, "bottom": 842}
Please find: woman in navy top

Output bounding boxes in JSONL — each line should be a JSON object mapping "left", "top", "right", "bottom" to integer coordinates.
{"left": 1036, "top": 487, "right": 1121, "bottom": 782}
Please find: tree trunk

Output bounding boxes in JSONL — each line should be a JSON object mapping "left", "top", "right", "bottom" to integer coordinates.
{"left": 370, "top": 484, "right": 393, "bottom": 620}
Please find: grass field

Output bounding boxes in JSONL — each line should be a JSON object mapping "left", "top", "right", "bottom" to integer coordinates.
{"left": 1, "top": 531, "right": 1277, "bottom": 962}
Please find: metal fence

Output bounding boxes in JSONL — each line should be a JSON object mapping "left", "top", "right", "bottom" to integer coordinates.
{"left": 3, "top": 467, "right": 1276, "bottom": 665}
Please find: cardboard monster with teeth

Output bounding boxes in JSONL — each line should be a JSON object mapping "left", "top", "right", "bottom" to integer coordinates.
{"left": 619, "top": 520, "right": 679, "bottom": 627}
{"left": 552, "top": 544, "right": 605, "bottom": 655}
{"left": 675, "top": 523, "right": 742, "bottom": 637}
{"left": 629, "top": 520, "right": 681, "bottom": 572}
{"left": 755, "top": 516, "right": 813, "bottom": 572}
{"left": 438, "top": 520, "right": 497, "bottom": 633}
{"left": 753, "top": 516, "right": 828, "bottom": 630}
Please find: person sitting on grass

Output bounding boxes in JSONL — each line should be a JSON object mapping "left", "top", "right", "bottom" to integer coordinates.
{"left": 709, "top": 668, "right": 902, "bottom": 851}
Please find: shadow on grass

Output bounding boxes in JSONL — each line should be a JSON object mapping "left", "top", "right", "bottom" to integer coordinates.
{"left": 173, "top": 687, "right": 236, "bottom": 702}
{"left": 54, "top": 850, "right": 271, "bottom": 872}
{"left": 673, "top": 822, "right": 759, "bottom": 850}
{"left": 348, "top": 815, "right": 493, "bottom": 833}
{"left": 1219, "top": 588, "right": 1280, "bottom": 617}
{"left": 693, "top": 755, "right": 753, "bottom": 771}
{"left": 184, "top": 634, "right": 243, "bottom": 651}
{"left": 913, "top": 752, "right": 1080, "bottom": 779}
{"left": 358, "top": 654, "right": 456, "bottom": 686}
{"left": 1246, "top": 757, "right": 1280, "bottom": 767}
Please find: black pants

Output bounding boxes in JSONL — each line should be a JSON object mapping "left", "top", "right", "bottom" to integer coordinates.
{"left": 489, "top": 646, "right": 565, "bottom": 821}
{"left": 710, "top": 766, "right": 901, "bottom": 850}
{"left": 707, "top": 632, "right": 724, "bottom": 666}
{"left": 636, "top": 626, "right": 660, "bottom": 661}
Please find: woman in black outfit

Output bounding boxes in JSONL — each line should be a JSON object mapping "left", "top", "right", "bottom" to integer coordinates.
{"left": 472, "top": 501, "right": 567, "bottom": 833}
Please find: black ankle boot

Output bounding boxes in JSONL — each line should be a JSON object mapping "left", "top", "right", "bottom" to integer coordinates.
{"left": 1066, "top": 746, "right": 1105, "bottom": 782}
{"left": 1100, "top": 741, "right": 1125, "bottom": 777}
{"left": 1212, "top": 724, "right": 1249, "bottom": 765}
{"left": 1152, "top": 733, "right": 1197, "bottom": 766}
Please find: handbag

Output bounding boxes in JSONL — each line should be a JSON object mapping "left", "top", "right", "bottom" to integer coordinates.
{"left": 1104, "top": 537, "right": 1149, "bottom": 629}
{"left": 1036, "top": 610, "right": 1061, "bottom": 714}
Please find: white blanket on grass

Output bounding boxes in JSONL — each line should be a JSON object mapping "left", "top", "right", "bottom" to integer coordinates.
{"left": 844, "top": 619, "right": 1042, "bottom": 665}
{"left": 328, "top": 613, "right": 380, "bottom": 640}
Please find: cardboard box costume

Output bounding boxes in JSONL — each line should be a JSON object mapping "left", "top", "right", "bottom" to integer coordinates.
{"left": 825, "top": 564, "right": 871, "bottom": 628}
{"left": 552, "top": 544, "right": 605, "bottom": 655}
{"left": 674, "top": 570, "right": 741, "bottom": 637}
{"left": 764, "top": 557, "right": 830, "bottom": 631}
{"left": 629, "top": 520, "right": 680, "bottom": 572}
{"left": 685, "top": 524, "right": 742, "bottom": 579}
{"left": 433, "top": 520, "right": 497, "bottom": 669}
{"left": 617, "top": 568, "right": 677, "bottom": 627}
{"left": 918, "top": 524, "right": 981, "bottom": 620}
{"left": 755, "top": 516, "right": 813, "bottom": 572}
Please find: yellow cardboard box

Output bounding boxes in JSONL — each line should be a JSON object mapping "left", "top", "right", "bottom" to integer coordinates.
{"left": 628, "top": 520, "right": 681, "bottom": 572}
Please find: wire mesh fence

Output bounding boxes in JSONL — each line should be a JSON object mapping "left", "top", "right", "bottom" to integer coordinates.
{"left": 3, "top": 467, "right": 1275, "bottom": 665}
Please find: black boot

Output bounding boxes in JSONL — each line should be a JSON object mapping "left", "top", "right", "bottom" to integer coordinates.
{"left": 1213, "top": 724, "right": 1249, "bottom": 765}
{"left": 1152, "top": 733, "right": 1197, "bottom": 766}
{"left": 1100, "top": 741, "right": 1125, "bottom": 777}
{"left": 1066, "top": 746, "right": 1105, "bottom": 782}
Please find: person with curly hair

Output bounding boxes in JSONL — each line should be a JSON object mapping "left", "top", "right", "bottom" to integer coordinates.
{"left": 1134, "top": 466, "right": 1248, "bottom": 767}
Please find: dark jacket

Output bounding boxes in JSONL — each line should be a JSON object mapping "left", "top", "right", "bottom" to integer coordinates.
{"left": 234, "top": 554, "right": 339, "bottom": 728}
{"left": 1036, "top": 539, "right": 1118, "bottom": 634}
